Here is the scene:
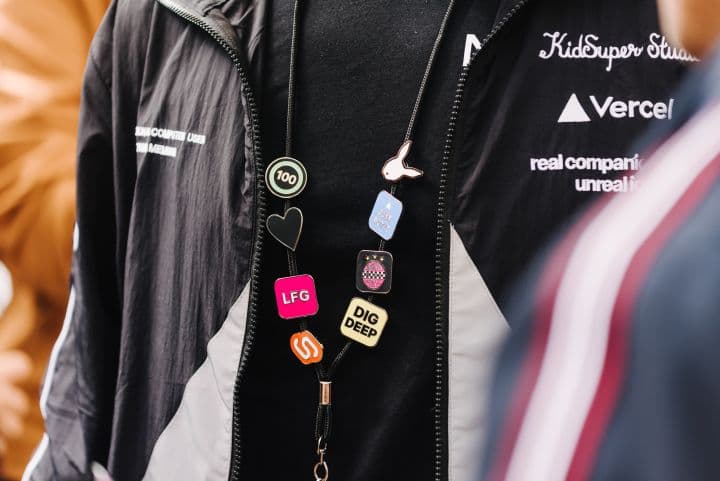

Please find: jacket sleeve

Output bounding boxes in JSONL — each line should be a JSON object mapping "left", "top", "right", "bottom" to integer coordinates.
{"left": 23, "top": 14, "right": 124, "bottom": 480}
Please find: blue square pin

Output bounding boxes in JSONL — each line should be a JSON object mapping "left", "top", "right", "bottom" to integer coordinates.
{"left": 369, "top": 190, "right": 403, "bottom": 240}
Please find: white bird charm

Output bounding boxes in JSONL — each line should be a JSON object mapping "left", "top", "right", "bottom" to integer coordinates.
{"left": 381, "top": 140, "right": 424, "bottom": 182}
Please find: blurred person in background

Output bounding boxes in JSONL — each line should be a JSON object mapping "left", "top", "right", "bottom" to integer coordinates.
{"left": 482, "top": 1, "right": 720, "bottom": 480}
{"left": 0, "top": 0, "right": 108, "bottom": 478}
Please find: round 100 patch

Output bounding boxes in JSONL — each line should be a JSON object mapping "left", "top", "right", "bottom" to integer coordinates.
{"left": 266, "top": 157, "right": 308, "bottom": 199}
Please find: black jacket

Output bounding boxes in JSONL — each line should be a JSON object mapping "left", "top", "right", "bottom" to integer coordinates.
{"left": 24, "top": 0, "right": 689, "bottom": 480}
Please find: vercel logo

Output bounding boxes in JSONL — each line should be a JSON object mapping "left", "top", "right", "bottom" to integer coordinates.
{"left": 558, "top": 93, "right": 675, "bottom": 123}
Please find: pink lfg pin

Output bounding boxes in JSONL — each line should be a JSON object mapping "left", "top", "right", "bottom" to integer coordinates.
{"left": 274, "top": 274, "right": 319, "bottom": 320}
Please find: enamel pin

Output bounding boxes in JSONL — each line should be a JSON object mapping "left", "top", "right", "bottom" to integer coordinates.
{"left": 368, "top": 190, "right": 403, "bottom": 240}
{"left": 381, "top": 140, "right": 423, "bottom": 182}
{"left": 274, "top": 274, "right": 319, "bottom": 320}
{"left": 265, "top": 157, "right": 308, "bottom": 199}
{"left": 340, "top": 298, "right": 388, "bottom": 348}
{"left": 356, "top": 250, "right": 393, "bottom": 294}
{"left": 267, "top": 207, "right": 303, "bottom": 251}
{"left": 290, "top": 331, "right": 324, "bottom": 365}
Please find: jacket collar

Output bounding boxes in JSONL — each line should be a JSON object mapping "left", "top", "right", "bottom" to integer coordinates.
{"left": 164, "top": 0, "right": 530, "bottom": 31}
{"left": 155, "top": 0, "right": 245, "bottom": 54}
{"left": 165, "top": 0, "right": 233, "bottom": 16}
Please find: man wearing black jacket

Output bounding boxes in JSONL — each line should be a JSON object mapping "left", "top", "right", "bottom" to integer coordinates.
{"left": 24, "top": 1, "right": 692, "bottom": 480}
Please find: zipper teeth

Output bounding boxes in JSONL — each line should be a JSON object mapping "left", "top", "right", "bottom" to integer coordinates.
{"left": 433, "top": 2, "right": 530, "bottom": 481}
{"left": 155, "top": 3, "right": 266, "bottom": 481}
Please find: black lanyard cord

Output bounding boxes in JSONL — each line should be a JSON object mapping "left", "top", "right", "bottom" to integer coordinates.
{"left": 276, "top": 0, "right": 457, "bottom": 474}
{"left": 405, "top": 0, "right": 458, "bottom": 143}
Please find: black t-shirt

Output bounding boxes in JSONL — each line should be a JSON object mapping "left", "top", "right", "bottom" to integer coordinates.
{"left": 240, "top": 1, "right": 499, "bottom": 479}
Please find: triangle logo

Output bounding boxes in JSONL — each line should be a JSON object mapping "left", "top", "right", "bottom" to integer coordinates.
{"left": 558, "top": 94, "right": 591, "bottom": 123}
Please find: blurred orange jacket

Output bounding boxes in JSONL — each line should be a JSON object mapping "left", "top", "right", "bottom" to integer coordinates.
{"left": 0, "top": 0, "right": 108, "bottom": 478}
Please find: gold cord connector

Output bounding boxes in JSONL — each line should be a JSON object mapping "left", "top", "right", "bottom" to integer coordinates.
{"left": 319, "top": 381, "right": 332, "bottom": 406}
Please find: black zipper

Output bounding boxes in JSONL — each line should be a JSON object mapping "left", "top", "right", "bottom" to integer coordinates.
{"left": 154, "top": 2, "right": 267, "bottom": 480}
{"left": 156, "top": 1, "right": 530, "bottom": 480}
{"left": 433, "top": 2, "right": 529, "bottom": 481}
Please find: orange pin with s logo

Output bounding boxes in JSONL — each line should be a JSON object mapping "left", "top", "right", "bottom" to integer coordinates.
{"left": 290, "top": 331, "right": 324, "bottom": 365}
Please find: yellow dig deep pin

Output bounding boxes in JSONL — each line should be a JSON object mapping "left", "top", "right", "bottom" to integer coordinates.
{"left": 340, "top": 298, "right": 388, "bottom": 348}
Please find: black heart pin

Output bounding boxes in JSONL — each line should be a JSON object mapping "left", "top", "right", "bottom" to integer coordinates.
{"left": 266, "top": 207, "right": 303, "bottom": 251}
